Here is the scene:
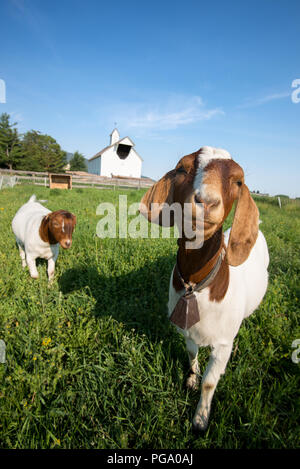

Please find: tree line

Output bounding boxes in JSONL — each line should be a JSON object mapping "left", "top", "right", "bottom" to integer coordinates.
{"left": 0, "top": 113, "right": 87, "bottom": 172}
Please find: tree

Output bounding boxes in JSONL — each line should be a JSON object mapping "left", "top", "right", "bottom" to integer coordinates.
{"left": 21, "top": 130, "right": 67, "bottom": 172}
{"left": 69, "top": 151, "right": 87, "bottom": 171}
{"left": 0, "top": 113, "right": 23, "bottom": 170}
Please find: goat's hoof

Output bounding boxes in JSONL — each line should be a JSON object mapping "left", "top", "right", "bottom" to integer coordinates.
{"left": 186, "top": 373, "right": 199, "bottom": 390}
{"left": 192, "top": 413, "right": 209, "bottom": 432}
{"left": 30, "top": 274, "right": 39, "bottom": 279}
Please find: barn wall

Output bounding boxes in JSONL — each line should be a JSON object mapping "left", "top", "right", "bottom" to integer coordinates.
{"left": 101, "top": 147, "right": 142, "bottom": 178}
{"left": 88, "top": 157, "right": 101, "bottom": 175}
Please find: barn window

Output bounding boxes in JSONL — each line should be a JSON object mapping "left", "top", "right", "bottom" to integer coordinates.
{"left": 117, "top": 144, "right": 131, "bottom": 159}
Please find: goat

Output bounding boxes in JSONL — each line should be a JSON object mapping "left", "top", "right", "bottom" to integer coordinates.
{"left": 140, "top": 146, "right": 269, "bottom": 431}
{"left": 12, "top": 195, "right": 76, "bottom": 281}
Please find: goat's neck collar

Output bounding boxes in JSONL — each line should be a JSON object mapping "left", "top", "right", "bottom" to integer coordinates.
{"left": 174, "top": 227, "right": 224, "bottom": 292}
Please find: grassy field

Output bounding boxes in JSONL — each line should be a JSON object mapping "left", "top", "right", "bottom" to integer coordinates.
{"left": 0, "top": 184, "right": 299, "bottom": 449}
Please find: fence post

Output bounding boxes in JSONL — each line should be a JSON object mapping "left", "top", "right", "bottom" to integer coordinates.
{"left": 278, "top": 196, "right": 281, "bottom": 209}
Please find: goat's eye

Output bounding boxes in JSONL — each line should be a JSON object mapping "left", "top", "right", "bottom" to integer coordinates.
{"left": 236, "top": 181, "right": 242, "bottom": 187}
{"left": 176, "top": 166, "right": 187, "bottom": 174}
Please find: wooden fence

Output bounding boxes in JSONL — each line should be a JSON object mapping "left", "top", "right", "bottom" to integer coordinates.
{"left": 251, "top": 193, "right": 300, "bottom": 207}
{"left": 0, "top": 169, "right": 155, "bottom": 191}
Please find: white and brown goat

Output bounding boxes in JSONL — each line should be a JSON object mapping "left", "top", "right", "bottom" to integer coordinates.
{"left": 12, "top": 195, "right": 76, "bottom": 281}
{"left": 140, "top": 146, "right": 269, "bottom": 431}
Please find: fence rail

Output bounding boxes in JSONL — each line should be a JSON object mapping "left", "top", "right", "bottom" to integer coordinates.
{"left": 251, "top": 193, "right": 300, "bottom": 207}
{"left": 0, "top": 169, "right": 155, "bottom": 190}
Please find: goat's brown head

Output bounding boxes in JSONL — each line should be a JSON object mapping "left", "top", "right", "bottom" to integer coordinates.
{"left": 140, "top": 146, "right": 259, "bottom": 266}
{"left": 40, "top": 210, "right": 77, "bottom": 249}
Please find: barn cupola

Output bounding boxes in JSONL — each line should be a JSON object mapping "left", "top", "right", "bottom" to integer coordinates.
{"left": 110, "top": 128, "right": 120, "bottom": 145}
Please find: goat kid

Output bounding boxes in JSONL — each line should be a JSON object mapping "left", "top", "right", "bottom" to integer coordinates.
{"left": 12, "top": 195, "right": 76, "bottom": 281}
{"left": 140, "top": 146, "right": 269, "bottom": 431}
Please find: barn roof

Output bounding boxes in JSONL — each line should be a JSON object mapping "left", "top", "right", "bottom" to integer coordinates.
{"left": 89, "top": 136, "right": 143, "bottom": 162}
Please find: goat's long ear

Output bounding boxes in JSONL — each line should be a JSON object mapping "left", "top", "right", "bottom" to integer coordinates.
{"left": 226, "top": 184, "right": 259, "bottom": 266}
{"left": 139, "top": 169, "right": 176, "bottom": 226}
{"left": 71, "top": 213, "right": 77, "bottom": 227}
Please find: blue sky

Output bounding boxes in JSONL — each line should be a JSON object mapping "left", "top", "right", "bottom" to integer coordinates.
{"left": 1, "top": 0, "right": 300, "bottom": 196}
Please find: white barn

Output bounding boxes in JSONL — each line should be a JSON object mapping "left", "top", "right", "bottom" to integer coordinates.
{"left": 88, "top": 129, "right": 143, "bottom": 178}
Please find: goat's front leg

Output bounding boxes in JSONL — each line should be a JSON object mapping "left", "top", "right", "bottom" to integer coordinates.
{"left": 186, "top": 338, "right": 200, "bottom": 390}
{"left": 47, "top": 257, "right": 56, "bottom": 283}
{"left": 193, "top": 342, "right": 233, "bottom": 431}
{"left": 26, "top": 254, "right": 39, "bottom": 279}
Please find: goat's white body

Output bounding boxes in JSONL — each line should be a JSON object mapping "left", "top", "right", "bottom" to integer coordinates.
{"left": 167, "top": 228, "right": 269, "bottom": 430}
{"left": 12, "top": 195, "right": 59, "bottom": 279}
{"left": 168, "top": 229, "right": 269, "bottom": 348}
{"left": 141, "top": 145, "right": 269, "bottom": 430}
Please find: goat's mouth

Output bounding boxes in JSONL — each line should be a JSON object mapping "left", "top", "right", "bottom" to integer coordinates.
{"left": 202, "top": 219, "right": 220, "bottom": 241}
{"left": 60, "top": 240, "right": 72, "bottom": 249}
{"left": 203, "top": 219, "right": 215, "bottom": 226}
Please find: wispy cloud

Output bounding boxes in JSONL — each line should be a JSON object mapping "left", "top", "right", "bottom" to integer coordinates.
{"left": 101, "top": 95, "right": 224, "bottom": 132}
{"left": 128, "top": 106, "right": 223, "bottom": 129}
{"left": 238, "top": 91, "right": 290, "bottom": 109}
{"left": 8, "top": 0, "right": 59, "bottom": 60}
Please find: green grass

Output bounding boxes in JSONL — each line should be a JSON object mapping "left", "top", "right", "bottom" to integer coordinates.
{"left": 0, "top": 185, "right": 299, "bottom": 449}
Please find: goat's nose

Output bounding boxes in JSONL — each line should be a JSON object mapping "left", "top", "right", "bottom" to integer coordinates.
{"left": 194, "top": 194, "right": 220, "bottom": 210}
{"left": 65, "top": 240, "right": 71, "bottom": 247}
{"left": 206, "top": 199, "right": 221, "bottom": 210}
{"left": 194, "top": 193, "right": 203, "bottom": 204}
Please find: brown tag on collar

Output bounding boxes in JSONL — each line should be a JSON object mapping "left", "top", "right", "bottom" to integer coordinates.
{"left": 170, "top": 293, "right": 200, "bottom": 330}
